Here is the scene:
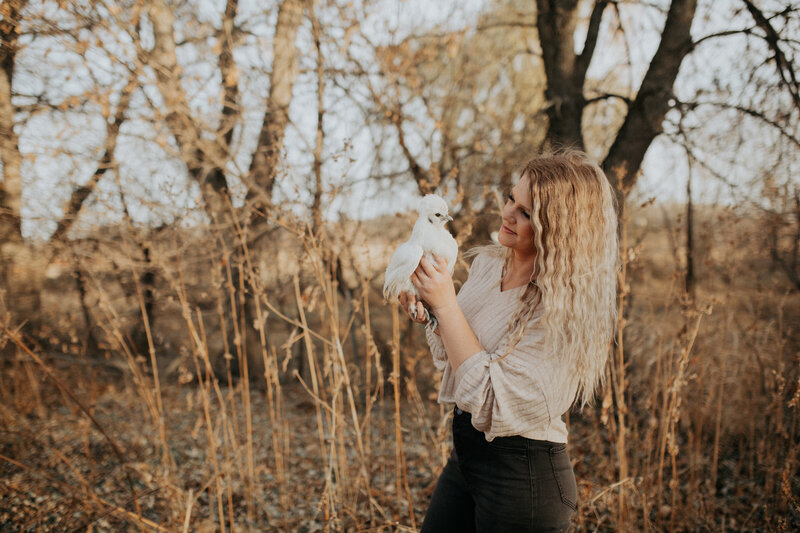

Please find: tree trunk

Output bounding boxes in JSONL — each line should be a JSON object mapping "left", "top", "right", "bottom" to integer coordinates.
{"left": 536, "top": 0, "right": 585, "bottom": 148}
{"left": 239, "top": 0, "right": 304, "bottom": 377}
{"left": 0, "top": 0, "right": 25, "bottom": 245}
{"left": 0, "top": 0, "right": 42, "bottom": 330}
{"left": 247, "top": 0, "right": 304, "bottom": 205}
{"left": 310, "top": 0, "right": 324, "bottom": 234}
{"left": 146, "top": 0, "right": 232, "bottom": 213}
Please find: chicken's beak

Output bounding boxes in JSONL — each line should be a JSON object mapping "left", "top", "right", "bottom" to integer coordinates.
{"left": 445, "top": 215, "right": 453, "bottom": 222}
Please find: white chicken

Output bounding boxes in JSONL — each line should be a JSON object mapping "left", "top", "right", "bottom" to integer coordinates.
{"left": 383, "top": 194, "right": 458, "bottom": 329}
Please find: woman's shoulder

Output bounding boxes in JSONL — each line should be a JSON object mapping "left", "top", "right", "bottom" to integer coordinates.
{"left": 467, "top": 246, "right": 505, "bottom": 276}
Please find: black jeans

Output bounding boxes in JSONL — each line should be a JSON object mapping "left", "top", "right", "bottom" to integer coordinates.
{"left": 420, "top": 408, "right": 577, "bottom": 533}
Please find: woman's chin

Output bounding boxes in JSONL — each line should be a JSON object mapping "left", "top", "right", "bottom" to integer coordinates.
{"left": 497, "top": 230, "right": 514, "bottom": 248}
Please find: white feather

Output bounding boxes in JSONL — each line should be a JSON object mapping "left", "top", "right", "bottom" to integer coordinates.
{"left": 383, "top": 194, "right": 459, "bottom": 303}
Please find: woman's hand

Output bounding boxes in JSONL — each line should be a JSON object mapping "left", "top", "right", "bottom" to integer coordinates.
{"left": 411, "top": 256, "right": 457, "bottom": 315}
{"left": 398, "top": 292, "right": 427, "bottom": 325}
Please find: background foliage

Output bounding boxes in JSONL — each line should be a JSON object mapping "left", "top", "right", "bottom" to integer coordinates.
{"left": 1, "top": 0, "right": 798, "bottom": 531}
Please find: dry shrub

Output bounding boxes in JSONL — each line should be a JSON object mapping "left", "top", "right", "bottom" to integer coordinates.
{"left": 0, "top": 201, "right": 797, "bottom": 532}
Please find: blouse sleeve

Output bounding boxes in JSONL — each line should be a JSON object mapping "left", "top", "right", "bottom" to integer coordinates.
{"left": 425, "top": 327, "right": 448, "bottom": 371}
{"left": 452, "top": 319, "right": 555, "bottom": 438}
{"left": 424, "top": 252, "right": 488, "bottom": 371}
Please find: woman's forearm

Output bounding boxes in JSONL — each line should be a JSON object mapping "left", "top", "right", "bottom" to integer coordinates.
{"left": 433, "top": 303, "right": 483, "bottom": 371}
{"left": 410, "top": 255, "right": 483, "bottom": 369}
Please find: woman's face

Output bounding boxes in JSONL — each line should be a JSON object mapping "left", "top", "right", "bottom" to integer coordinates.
{"left": 498, "top": 177, "right": 538, "bottom": 258}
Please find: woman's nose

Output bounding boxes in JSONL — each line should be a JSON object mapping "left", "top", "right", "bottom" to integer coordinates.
{"left": 501, "top": 202, "right": 514, "bottom": 222}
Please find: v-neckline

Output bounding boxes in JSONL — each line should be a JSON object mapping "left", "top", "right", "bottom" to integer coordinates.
{"left": 500, "top": 282, "right": 527, "bottom": 293}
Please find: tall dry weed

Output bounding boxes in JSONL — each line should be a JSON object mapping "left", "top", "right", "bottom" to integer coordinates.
{"left": 0, "top": 200, "right": 797, "bottom": 531}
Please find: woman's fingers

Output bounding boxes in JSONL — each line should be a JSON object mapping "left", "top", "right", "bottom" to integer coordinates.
{"left": 413, "top": 257, "right": 443, "bottom": 292}
{"left": 398, "top": 291, "right": 426, "bottom": 323}
{"left": 416, "top": 301, "right": 425, "bottom": 322}
{"left": 418, "top": 256, "right": 437, "bottom": 276}
{"left": 419, "top": 255, "right": 449, "bottom": 277}
{"left": 398, "top": 293, "right": 408, "bottom": 313}
{"left": 407, "top": 298, "right": 416, "bottom": 319}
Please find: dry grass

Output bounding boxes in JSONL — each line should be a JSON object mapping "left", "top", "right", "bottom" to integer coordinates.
{"left": 0, "top": 203, "right": 798, "bottom": 532}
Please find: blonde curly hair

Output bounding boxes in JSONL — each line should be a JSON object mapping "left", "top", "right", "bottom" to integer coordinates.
{"left": 475, "top": 148, "right": 618, "bottom": 407}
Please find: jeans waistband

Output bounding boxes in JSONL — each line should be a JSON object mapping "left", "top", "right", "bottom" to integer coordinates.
{"left": 453, "top": 405, "right": 566, "bottom": 451}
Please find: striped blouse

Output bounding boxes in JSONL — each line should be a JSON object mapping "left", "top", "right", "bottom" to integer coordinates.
{"left": 425, "top": 252, "right": 578, "bottom": 443}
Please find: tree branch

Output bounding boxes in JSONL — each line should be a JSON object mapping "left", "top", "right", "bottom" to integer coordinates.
{"left": 687, "top": 100, "right": 800, "bottom": 150}
{"left": 603, "top": 0, "right": 698, "bottom": 197}
{"left": 341, "top": 44, "right": 433, "bottom": 195}
{"left": 742, "top": 0, "right": 800, "bottom": 111}
{"left": 392, "top": 110, "right": 433, "bottom": 195}
{"left": 143, "top": 0, "right": 231, "bottom": 208}
{"left": 574, "top": 1, "right": 610, "bottom": 87}
{"left": 585, "top": 92, "right": 632, "bottom": 106}
{"left": 690, "top": 27, "right": 756, "bottom": 50}
{"left": 476, "top": 21, "right": 537, "bottom": 31}
{"left": 50, "top": 74, "right": 138, "bottom": 244}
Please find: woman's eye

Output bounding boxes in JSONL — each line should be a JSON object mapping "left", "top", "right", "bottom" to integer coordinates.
{"left": 507, "top": 192, "right": 530, "bottom": 219}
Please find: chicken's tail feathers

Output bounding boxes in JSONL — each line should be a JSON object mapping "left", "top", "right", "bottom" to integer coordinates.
{"left": 383, "top": 241, "right": 424, "bottom": 303}
{"left": 382, "top": 280, "right": 393, "bottom": 302}
{"left": 382, "top": 279, "right": 417, "bottom": 303}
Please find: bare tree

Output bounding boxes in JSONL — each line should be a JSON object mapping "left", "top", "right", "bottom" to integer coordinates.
{"left": 0, "top": 0, "right": 26, "bottom": 248}
{"left": 338, "top": 0, "right": 547, "bottom": 245}
{"left": 536, "top": 0, "right": 799, "bottom": 203}
{"left": 0, "top": 0, "right": 309, "bottom": 341}
{"left": 764, "top": 180, "right": 800, "bottom": 290}
{"left": 0, "top": 0, "right": 36, "bottom": 330}
{"left": 0, "top": 0, "right": 135, "bottom": 330}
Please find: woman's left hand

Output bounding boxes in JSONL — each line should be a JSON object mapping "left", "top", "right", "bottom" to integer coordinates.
{"left": 411, "top": 256, "right": 457, "bottom": 314}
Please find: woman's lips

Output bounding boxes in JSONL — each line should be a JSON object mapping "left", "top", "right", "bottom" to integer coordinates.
{"left": 501, "top": 225, "right": 516, "bottom": 235}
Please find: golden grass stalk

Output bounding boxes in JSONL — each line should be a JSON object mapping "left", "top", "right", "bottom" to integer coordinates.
{"left": 390, "top": 303, "right": 416, "bottom": 528}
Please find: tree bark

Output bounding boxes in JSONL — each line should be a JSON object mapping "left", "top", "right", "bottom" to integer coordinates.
{"left": 537, "top": 0, "right": 609, "bottom": 148}
{"left": 742, "top": 0, "right": 800, "bottom": 112}
{"left": 0, "top": 0, "right": 26, "bottom": 245}
{"left": 0, "top": 0, "right": 41, "bottom": 330}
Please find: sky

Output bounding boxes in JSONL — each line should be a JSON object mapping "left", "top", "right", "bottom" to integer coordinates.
{"left": 9, "top": 0, "right": 799, "bottom": 240}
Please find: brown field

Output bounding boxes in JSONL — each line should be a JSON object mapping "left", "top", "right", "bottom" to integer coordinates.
{"left": 1, "top": 203, "right": 798, "bottom": 532}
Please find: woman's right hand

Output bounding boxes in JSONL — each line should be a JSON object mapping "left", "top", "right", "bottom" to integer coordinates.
{"left": 398, "top": 292, "right": 427, "bottom": 325}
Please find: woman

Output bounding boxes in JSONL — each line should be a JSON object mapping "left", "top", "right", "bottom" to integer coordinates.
{"left": 400, "top": 149, "right": 618, "bottom": 532}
